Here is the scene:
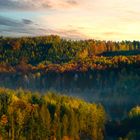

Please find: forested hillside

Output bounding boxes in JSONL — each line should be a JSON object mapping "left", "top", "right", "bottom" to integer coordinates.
{"left": 0, "top": 35, "right": 140, "bottom": 140}
{"left": 0, "top": 88, "right": 106, "bottom": 140}
{"left": 0, "top": 35, "right": 140, "bottom": 74}
{"left": 0, "top": 88, "right": 140, "bottom": 140}
{"left": 0, "top": 35, "right": 140, "bottom": 64}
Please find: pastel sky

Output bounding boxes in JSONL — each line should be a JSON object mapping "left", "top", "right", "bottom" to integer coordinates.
{"left": 0, "top": 0, "right": 140, "bottom": 40}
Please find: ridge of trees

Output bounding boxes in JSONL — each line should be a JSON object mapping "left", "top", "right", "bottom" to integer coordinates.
{"left": 0, "top": 35, "right": 140, "bottom": 74}
{"left": 0, "top": 88, "right": 106, "bottom": 140}
{"left": 0, "top": 55, "right": 140, "bottom": 74}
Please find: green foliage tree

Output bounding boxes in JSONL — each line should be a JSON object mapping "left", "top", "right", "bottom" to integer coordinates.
{"left": 0, "top": 88, "right": 106, "bottom": 140}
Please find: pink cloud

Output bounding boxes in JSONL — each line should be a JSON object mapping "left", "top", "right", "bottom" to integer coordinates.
{"left": 0, "top": 0, "right": 79, "bottom": 11}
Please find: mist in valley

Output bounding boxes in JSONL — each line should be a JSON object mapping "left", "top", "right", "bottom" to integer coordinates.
{"left": 1, "top": 70, "right": 139, "bottom": 120}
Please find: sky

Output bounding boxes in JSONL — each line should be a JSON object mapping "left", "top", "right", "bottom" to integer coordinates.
{"left": 0, "top": 0, "right": 140, "bottom": 41}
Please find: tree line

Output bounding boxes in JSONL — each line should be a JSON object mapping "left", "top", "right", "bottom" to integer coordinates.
{"left": 0, "top": 35, "right": 140, "bottom": 66}
{"left": 0, "top": 36, "right": 140, "bottom": 74}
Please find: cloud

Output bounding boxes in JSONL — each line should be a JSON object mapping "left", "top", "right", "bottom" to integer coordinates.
{"left": 103, "top": 32, "right": 123, "bottom": 36}
{"left": 1, "top": 0, "right": 140, "bottom": 41}
{"left": 0, "top": 0, "right": 54, "bottom": 11}
{"left": 51, "top": 28, "right": 88, "bottom": 39}
{"left": 66, "top": 0, "right": 78, "bottom": 6}
{"left": 0, "top": 16, "right": 34, "bottom": 27}
{"left": 0, "top": 16, "right": 23, "bottom": 27}
{"left": 0, "top": 15, "right": 37, "bottom": 36}
{"left": 22, "top": 19, "right": 33, "bottom": 24}
{"left": 0, "top": 15, "right": 86, "bottom": 39}
{"left": 0, "top": 0, "right": 79, "bottom": 11}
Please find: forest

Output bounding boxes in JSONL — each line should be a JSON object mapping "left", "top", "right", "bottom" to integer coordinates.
{"left": 1, "top": 35, "right": 140, "bottom": 66}
{"left": 0, "top": 88, "right": 140, "bottom": 140}
{"left": 0, "top": 88, "right": 106, "bottom": 140}
{"left": 0, "top": 35, "right": 140, "bottom": 74}
{"left": 0, "top": 35, "right": 140, "bottom": 140}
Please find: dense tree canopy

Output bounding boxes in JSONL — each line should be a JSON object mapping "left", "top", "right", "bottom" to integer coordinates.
{"left": 0, "top": 35, "right": 140, "bottom": 74}
{"left": 106, "top": 106, "right": 140, "bottom": 140}
{"left": 0, "top": 35, "right": 140, "bottom": 140}
{"left": 0, "top": 88, "right": 106, "bottom": 140}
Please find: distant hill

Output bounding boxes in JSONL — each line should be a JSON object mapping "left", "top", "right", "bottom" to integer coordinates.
{"left": 0, "top": 35, "right": 140, "bottom": 74}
